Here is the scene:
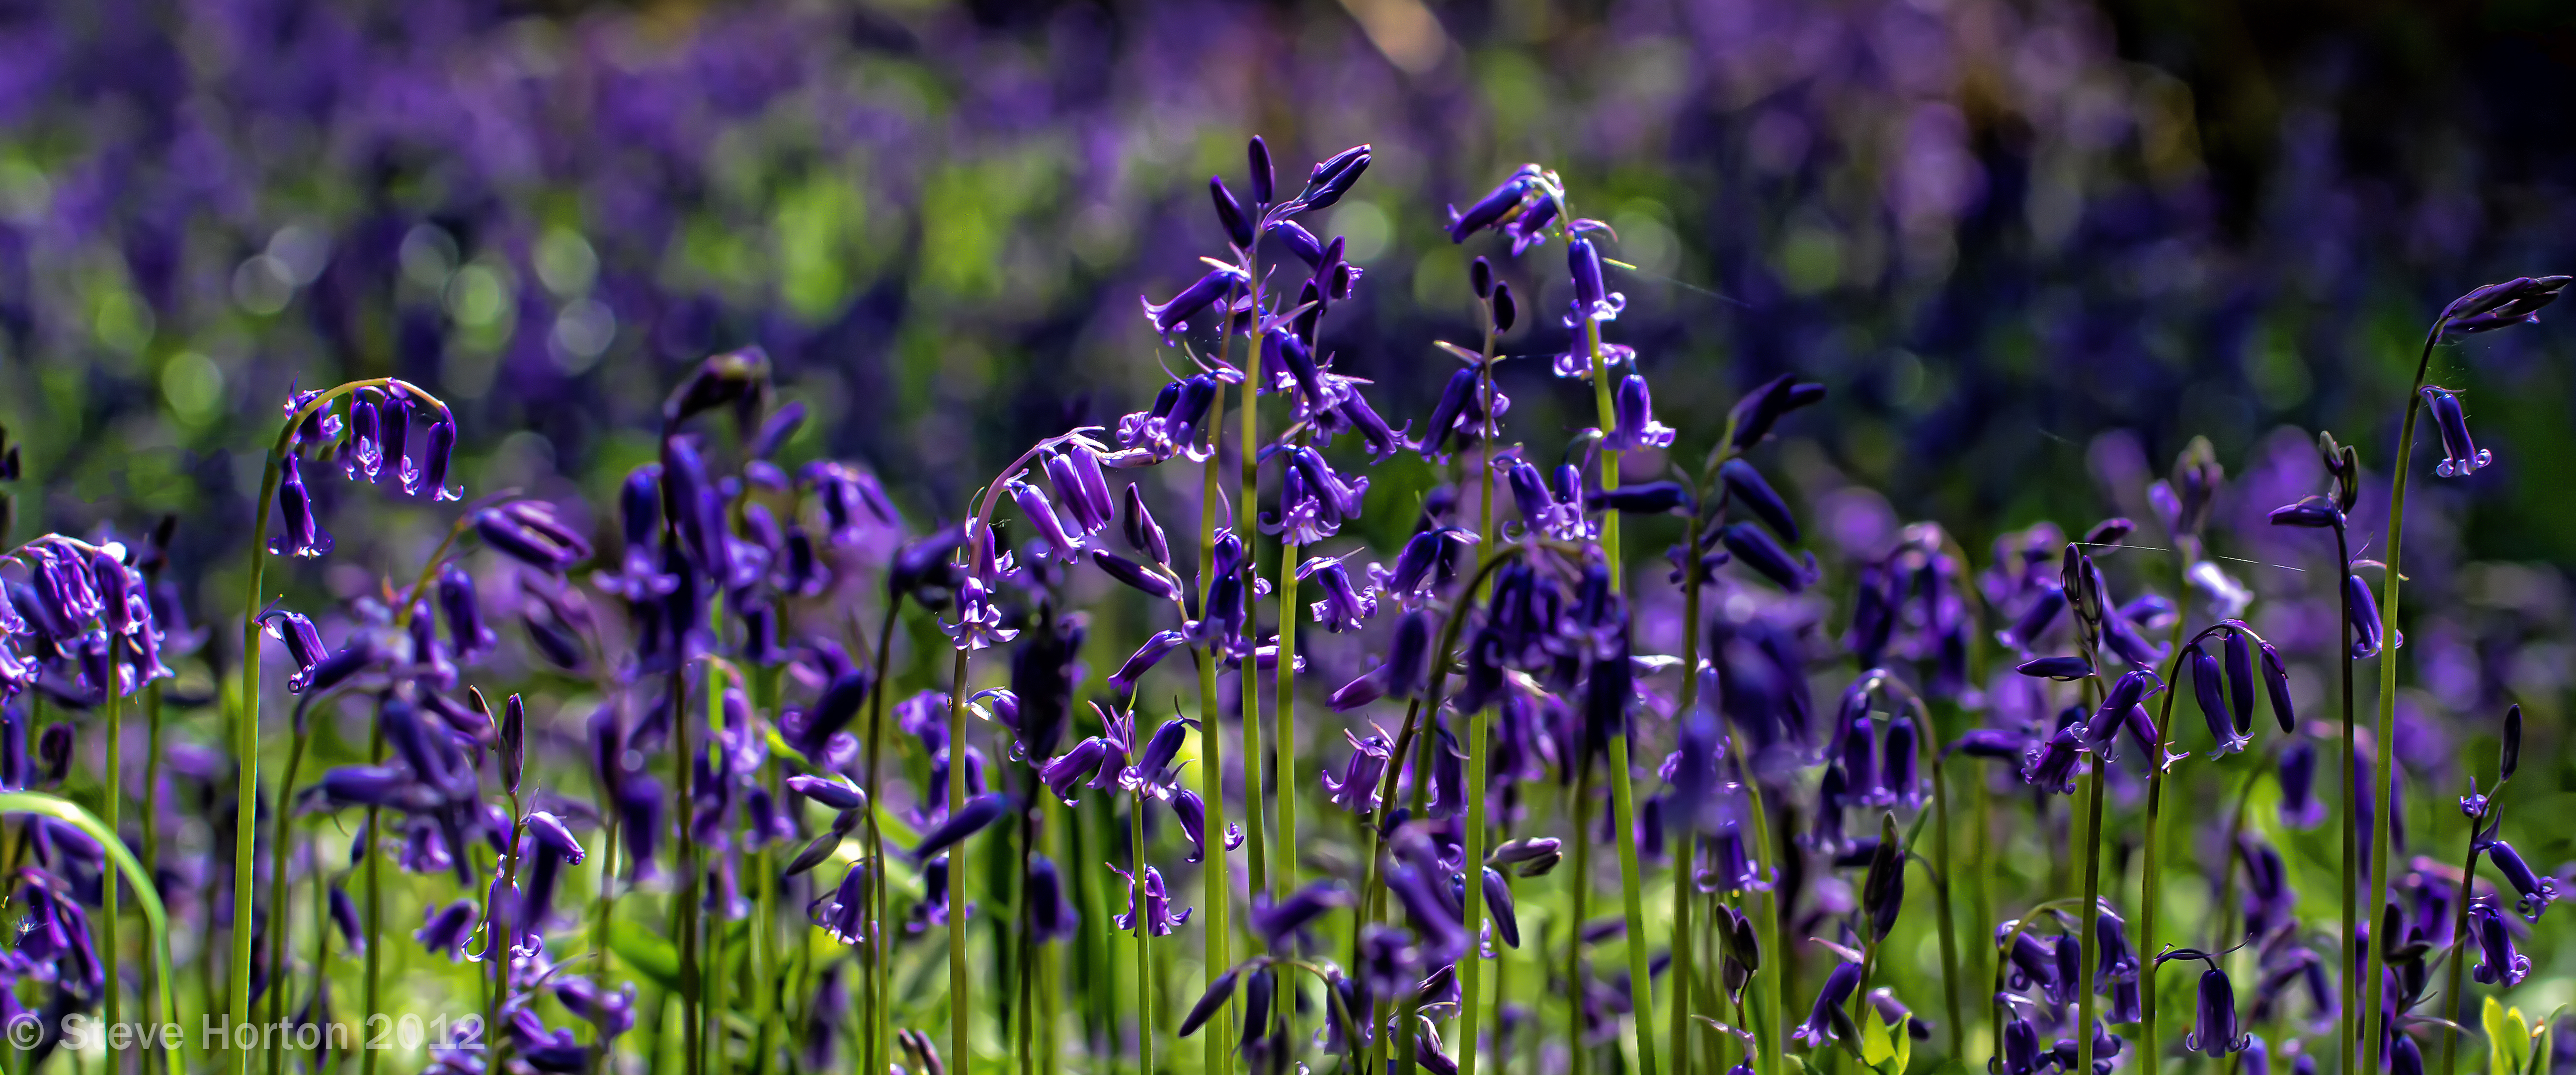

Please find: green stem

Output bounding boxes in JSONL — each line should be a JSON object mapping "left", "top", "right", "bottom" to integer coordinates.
{"left": 592, "top": 789, "right": 623, "bottom": 1073}
{"left": 1240, "top": 350, "right": 1269, "bottom": 911}
{"left": 2075, "top": 762, "right": 2106, "bottom": 1075}
{"left": 864, "top": 598, "right": 902, "bottom": 1075}
{"left": 1566, "top": 762, "right": 1593, "bottom": 1075}
{"left": 2435, "top": 799, "right": 2489, "bottom": 1075}
{"left": 2140, "top": 534, "right": 2193, "bottom": 1075}
{"left": 711, "top": 678, "right": 735, "bottom": 1073}
{"left": 1275, "top": 536, "right": 1300, "bottom": 902}
{"left": 141, "top": 678, "right": 163, "bottom": 1075}
{"left": 1131, "top": 786, "right": 1152, "bottom": 1075}
{"left": 360, "top": 728, "right": 383, "bottom": 1075}
{"left": 234, "top": 448, "right": 283, "bottom": 1075}
{"left": 2363, "top": 327, "right": 2439, "bottom": 1075}
{"left": 1197, "top": 364, "right": 1234, "bottom": 1075}
{"left": 1606, "top": 731, "right": 1659, "bottom": 1075}
{"left": 753, "top": 667, "right": 782, "bottom": 1075}
{"left": 1670, "top": 830, "right": 1696, "bottom": 1075}
{"left": 263, "top": 697, "right": 317, "bottom": 1075}
{"left": 948, "top": 647, "right": 974, "bottom": 1075}
{"left": 1580, "top": 271, "right": 1655, "bottom": 1075}
{"left": 2335, "top": 515, "right": 2356, "bottom": 1075}
{"left": 489, "top": 798, "right": 525, "bottom": 1075}
{"left": 1458, "top": 703, "right": 1493, "bottom": 1075}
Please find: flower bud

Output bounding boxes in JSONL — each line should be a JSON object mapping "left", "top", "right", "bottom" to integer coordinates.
{"left": 1210, "top": 175, "right": 1254, "bottom": 249}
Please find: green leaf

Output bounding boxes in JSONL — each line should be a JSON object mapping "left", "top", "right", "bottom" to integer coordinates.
{"left": 2491, "top": 996, "right": 2519, "bottom": 1075}
{"left": 2508, "top": 1005, "right": 2536, "bottom": 1075}
{"left": 611, "top": 919, "right": 683, "bottom": 992}
{"left": 1859, "top": 1003, "right": 1896, "bottom": 1067}
{"left": 0, "top": 791, "right": 176, "bottom": 1030}
{"left": 1892, "top": 1014, "right": 1915, "bottom": 1075}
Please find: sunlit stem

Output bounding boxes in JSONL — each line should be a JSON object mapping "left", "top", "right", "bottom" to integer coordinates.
{"left": 2336, "top": 515, "right": 2356, "bottom": 1075}
{"left": 1275, "top": 533, "right": 1301, "bottom": 902}
{"left": 1583, "top": 281, "right": 1657, "bottom": 1075}
{"left": 949, "top": 647, "right": 974, "bottom": 1075}
{"left": 263, "top": 694, "right": 320, "bottom": 1075}
{"left": 2362, "top": 325, "right": 2442, "bottom": 1075}
{"left": 2139, "top": 533, "right": 2195, "bottom": 1075}
{"left": 864, "top": 598, "right": 903, "bottom": 1075}
{"left": 1131, "top": 783, "right": 1153, "bottom": 1075}
{"left": 1458, "top": 703, "right": 1493, "bottom": 1075}
{"left": 1196, "top": 337, "right": 1235, "bottom": 1075}
{"left": 1241, "top": 371, "right": 1269, "bottom": 908}
{"left": 2074, "top": 763, "right": 2106, "bottom": 1075}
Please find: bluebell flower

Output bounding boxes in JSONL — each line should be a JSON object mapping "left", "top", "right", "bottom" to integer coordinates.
{"left": 1478, "top": 866, "right": 1520, "bottom": 950}
{"left": 2259, "top": 642, "right": 2296, "bottom": 732}
{"left": 1322, "top": 728, "right": 1393, "bottom": 813}
{"left": 415, "top": 899, "right": 477, "bottom": 961}
{"left": 1299, "top": 555, "right": 1377, "bottom": 633}
{"left": 1140, "top": 264, "right": 1249, "bottom": 339}
{"left": 2267, "top": 496, "right": 2341, "bottom": 528}
{"left": 1589, "top": 482, "right": 1693, "bottom": 514}
{"left": 1209, "top": 175, "right": 1255, "bottom": 248}
{"left": 1093, "top": 550, "right": 1180, "bottom": 603}
{"left": 911, "top": 793, "right": 1010, "bottom": 861}
{"left": 1839, "top": 710, "right": 1885, "bottom": 807}
{"left": 1415, "top": 368, "right": 1482, "bottom": 462}
{"left": 2182, "top": 967, "right": 2249, "bottom": 1057}
{"left": 1791, "top": 960, "right": 1862, "bottom": 1047}
{"left": 1719, "top": 523, "right": 1816, "bottom": 593}
{"left": 2222, "top": 630, "right": 2257, "bottom": 731}
{"left": 417, "top": 416, "right": 461, "bottom": 501}
{"left": 268, "top": 453, "right": 334, "bottom": 558}
{"left": 1604, "top": 374, "right": 1675, "bottom": 450}
{"left": 2469, "top": 896, "right": 2530, "bottom": 986}
{"left": 1109, "top": 863, "right": 1191, "bottom": 936}
{"left": 2479, "top": 836, "right": 2558, "bottom": 920}
{"left": 343, "top": 389, "right": 385, "bottom": 482}
{"left": 1447, "top": 166, "right": 1540, "bottom": 243}
{"left": 2346, "top": 574, "right": 2387, "bottom": 658}
{"left": 259, "top": 608, "right": 326, "bottom": 682}
{"left": 1126, "top": 718, "right": 1190, "bottom": 791}
{"left": 2016, "top": 656, "right": 2092, "bottom": 680}
{"left": 2190, "top": 645, "right": 2249, "bottom": 757}
{"left": 1119, "top": 484, "right": 1169, "bottom": 567}
{"left": 941, "top": 576, "right": 1018, "bottom": 651}
{"left": 2021, "top": 725, "right": 2082, "bottom": 793}
{"left": 2278, "top": 740, "right": 2325, "bottom": 828}
{"left": 2417, "top": 386, "right": 2494, "bottom": 478}
{"left": 1720, "top": 459, "right": 1799, "bottom": 541}
{"left": 1883, "top": 714, "right": 1922, "bottom": 808}
{"left": 1565, "top": 234, "right": 1624, "bottom": 324}
{"left": 1998, "top": 1014, "right": 2044, "bottom": 1075}
{"left": 1270, "top": 220, "right": 1325, "bottom": 267}
{"left": 2440, "top": 276, "right": 2570, "bottom": 335}
{"left": 813, "top": 862, "right": 871, "bottom": 944}
{"left": 474, "top": 501, "right": 592, "bottom": 573}
{"left": 1106, "top": 630, "right": 1188, "bottom": 701}
{"left": 1249, "top": 881, "right": 1352, "bottom": 953}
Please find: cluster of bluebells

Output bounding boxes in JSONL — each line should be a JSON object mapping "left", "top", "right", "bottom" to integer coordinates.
{"left": 9, "top": 112, "right": 2572, "bottom": 1075}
